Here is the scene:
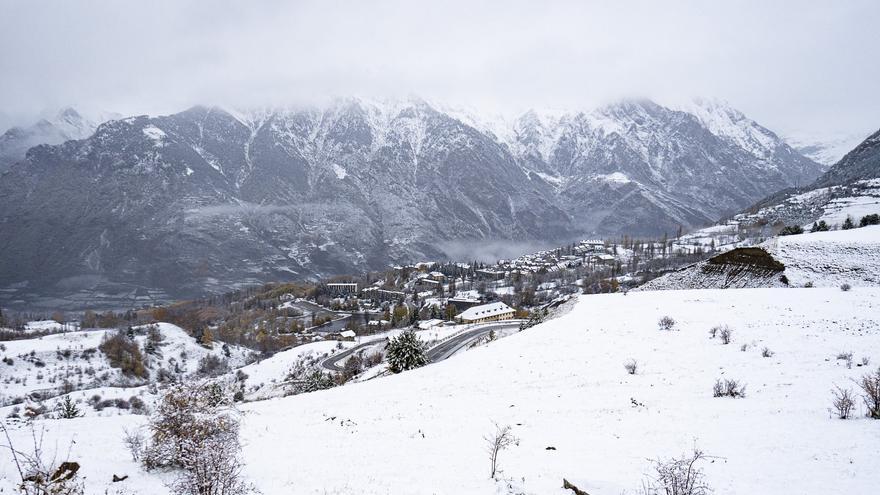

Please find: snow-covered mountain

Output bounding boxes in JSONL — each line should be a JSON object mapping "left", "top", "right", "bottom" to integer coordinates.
{"left": 784, "top": 132, "right": 867, "bottom": 166}
{"left": 0, "top": 98, "right": 825, "bottom": 304}
{"left": 0, "top": 108, "right": 122, "bottom": 172}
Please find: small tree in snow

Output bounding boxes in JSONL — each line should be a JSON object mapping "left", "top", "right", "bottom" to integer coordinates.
{"left": 485, "top": 423, "right": 518, "bottom": 479}
{"left": 386, "top": 330, "right": 428, "bottom": 373}
{"left": 57, "top": 395, "right": 80, "bottom": 419}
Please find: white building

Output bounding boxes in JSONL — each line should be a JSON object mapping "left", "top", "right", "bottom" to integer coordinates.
{"left": 455, "top": 301, "right": 515, "bottom": 324}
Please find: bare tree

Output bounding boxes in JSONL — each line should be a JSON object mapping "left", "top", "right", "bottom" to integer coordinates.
{"left": 485, "top": 423, "right": 518, "bottom": 479}
{"left": 830, "top": 385, "right": 855, "bottom": 419}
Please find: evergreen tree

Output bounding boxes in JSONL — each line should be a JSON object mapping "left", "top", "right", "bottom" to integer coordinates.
{"left": 385, "top": 330, "right": 428, "bottom": 373}
{"left": 58, "top": 395, "right": 80, "bottom": 419}
{"left": 842, "top": 216, "right": 855, "bottom": 230}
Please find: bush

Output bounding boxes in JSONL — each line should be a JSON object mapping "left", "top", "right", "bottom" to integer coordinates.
{"left": 624, "top": 359, "right": 638, "bottom": 375}
{"left": 859, "top": 213, "right": 879, "bottom": 227}
{"left": 713, "top": 378, "right": 746, "bottom": 398}
{"left": 197, "top": 354, "right": 230, "bottom": 377}
{"left": 719, "top": 326, "right": 733, "bottom": 345}
{"left": 658, "top": 316, "right": 676, "bottom": 331}
{"left": 643, "top": 447, "right": 711, "bottom": 495}
{"left": 99, "top": 330, "right": 147, "bottom": 379}
{"left": 837, "top": 351, "right": 853, "bottom": 369}
{"left": 740, "top": 344, "right": 748, "bottom": 352}
{"left": 830, "top": 385, "right": 855, "bottom": 419}
{"left": 386, "top": 330, "right": 428, "bottom": 373}
{"left": 842, "top": 216, "right": 855, "bottom": 230}
{"left": 56, "top": 395, "right": 80, "bottom": 419}
{"left": 761, "top": 347, "right": 774, "bottom": 358}
{"left": 810, "top": 220, "right": 829, "bottom": 232}
{"left": 840, "top": 283, "right": 851, "bottom": 292}
{"left": 779, "top": 225, "right": 804, "bottom": 236}
{"left": 856, "top": 367, "right": 880, "bottom": 419}
{"left": 141, "top": 382, "right": 251, "bottom": 495}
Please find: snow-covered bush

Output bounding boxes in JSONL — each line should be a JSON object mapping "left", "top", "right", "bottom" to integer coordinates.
{"left": 761, "top": 347, "right": 774, "bottom": 358}
{"left": 837, "top": 351, "right": 853, "bottom": 369}
{"left": 141, "top": 382, "right": 251, "bottom": 495}
{"left": 285, "top": 355, "right": 335, "bottom": 394}
{"left": 386, "top": 330, "right": 428, "bottom": 373}
{"left": 830, "top": 385, "right": 855, "bottom": 419}
{"left": 624, "top": 359, "right": 639, "bottom": 375}
{"left": 840, "top": 283, "right": 852, "bottom": 292}
{"left": 713, "top": 378, "right": 746, "bottom": 398}
{"left": 658, "top": 316, "right": 676, "bottom": 331}
{"left": 719, "top": 326, "right": 733, "bottom": 345}
{"left": 642, "top": 447, "right": 712, "bottom": 495}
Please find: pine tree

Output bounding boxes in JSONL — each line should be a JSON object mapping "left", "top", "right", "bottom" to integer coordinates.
{"left": 58, "top": 395, "right": 80, "bottom": 419}
{"left": 842, "top": 216, "right": 855, "bottom": 230}
{"left": 386, "top": 330, "right": 428, "bottom": 373}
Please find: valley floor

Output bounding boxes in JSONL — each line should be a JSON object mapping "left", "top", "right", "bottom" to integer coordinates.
{"left": 3, "top": 287, "right": 880, "bottom": 494}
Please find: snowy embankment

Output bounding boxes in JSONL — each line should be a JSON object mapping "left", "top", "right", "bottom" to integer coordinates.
{"left": 3, "top": 288, "right": 879, "bottom": 494}
{"left": 642, "top": 225, "right": 880, "bottom": 290}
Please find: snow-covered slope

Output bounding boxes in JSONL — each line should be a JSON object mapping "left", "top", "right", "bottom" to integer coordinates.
{"left": 0, "top": 323, "right": 251, "bottom": 406}
{"left": 2, "top": 288, "right": 878, "bottom": 494}
{"left": 641, "top": 225, "right": 880, "bottom": 290}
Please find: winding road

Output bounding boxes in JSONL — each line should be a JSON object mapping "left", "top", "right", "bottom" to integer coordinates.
{"left": 319, "top": 320, "right": 523, "bottom": 372}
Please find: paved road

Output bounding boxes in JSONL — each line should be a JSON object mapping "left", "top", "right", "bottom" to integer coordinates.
{"left": 320, "top": 339, "right": 387, "bottom": 372}
{"left": 320, "top": 321, "right": 523, "bottom": 372}
{"left": 425, "top": 322, "right": 521, "bottom": 363}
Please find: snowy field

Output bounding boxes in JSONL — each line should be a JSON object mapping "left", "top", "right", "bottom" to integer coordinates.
{"left": 2, "top": 288, "right": 878, "bottom": 494}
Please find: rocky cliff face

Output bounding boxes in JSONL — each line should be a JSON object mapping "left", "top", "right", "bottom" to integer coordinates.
{"left": 0, "top": 98, "right": 824, "bottom": 304}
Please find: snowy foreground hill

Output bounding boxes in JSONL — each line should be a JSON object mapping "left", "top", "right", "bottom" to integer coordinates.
{"left": 3, "top": 288, "right": 879, "bottom": 494}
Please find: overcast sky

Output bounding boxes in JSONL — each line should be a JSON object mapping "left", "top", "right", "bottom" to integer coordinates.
{"left": 1, "top": 0, "right": 878, "bottom": 141}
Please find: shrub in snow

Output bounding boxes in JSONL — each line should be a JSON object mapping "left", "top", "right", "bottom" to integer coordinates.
{"left": 803, "top": 281, "right": 814, "bottom": 288}
{"left": 719, "top": 326, "right": 733, "bottom": 345}
{"left": 840, "top": 283, "right": 851, "bottom": 292}
{"left": 142, "top": 382, "right": 251, "bottom": 495}
{"left": 761, "top": 347, "right": 774, "bottom": 358}
{"left": 99, "top": 330, "right": 147, "bottom": 379}
{"left": 197, "top": 354, "right": 230, "bottom": 377}
{"left": 830, "top": 385, "right": 855, "bottom": 419}
{"left": 860, "top": 213, "right": 880, "bottom": 227}
{"left": 713, "top": 378, "right": 746, "bottom": 398}
{"left": 862, "top": 356, "right": 871, "bottom": 367}
{"left": 123, "top": 428, "right": 145, "bottom": 461}
{"left": 740, "top": 344, "right": 748, "bottom": 352}
{"left": 624, "top": 359, "right": 639, "bottom": 375}
{"left": 658, "top": 316, "right": 676, "bottom": 331}
{"left": 810, "top": 220, "right": 829, "bottom": 232}
{"left": 779, "top": 225, "right": 804, "bottom": 236}
{"left": 837, "top": 351, "right": 853, "bottom": 369}
{"left": 643, "top": 447, "right": 712, "bottom": 495}
{"left": 485, "top": 423, "right": 518, "bottom": 479}
{"left": 842, "top": 216, "right": 855, "bottom": 230}
{"left": 285, "top": 356, "right": 335, "bottom": 394}
{"left": 856, "top": 367, "right": 880, "bottom": 419}
{"left": 386, "top": 330, "right": 428, "bottom": 373}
